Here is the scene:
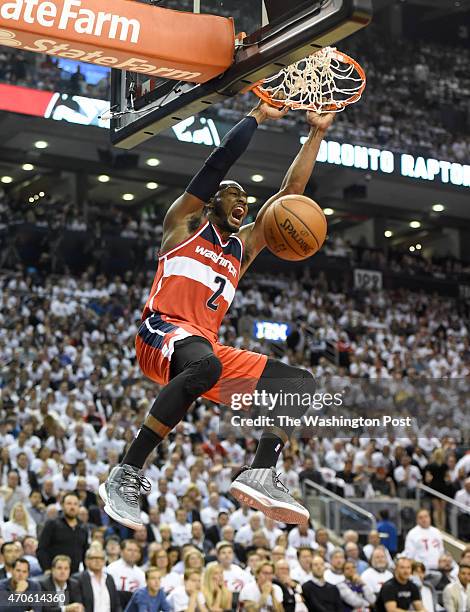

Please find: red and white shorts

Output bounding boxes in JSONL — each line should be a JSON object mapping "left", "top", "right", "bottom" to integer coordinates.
{"left": 135, "top": 312, "right": 267, "bottom": 404}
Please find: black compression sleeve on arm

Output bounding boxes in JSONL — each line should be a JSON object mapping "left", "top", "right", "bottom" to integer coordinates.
{"left": 186, "top": 115, "right": 258, "bottom": 202}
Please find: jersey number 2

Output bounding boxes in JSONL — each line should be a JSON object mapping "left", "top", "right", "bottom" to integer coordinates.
{"left": 207, "top": 276, "right": 226, "bottom": 311}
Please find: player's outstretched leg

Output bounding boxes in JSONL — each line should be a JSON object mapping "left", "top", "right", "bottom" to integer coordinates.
{"left": 100, "top": 337, "right": 221, "bottom": 529}
{"left": 229, "top": 360, "right": 314, "bottom": 524}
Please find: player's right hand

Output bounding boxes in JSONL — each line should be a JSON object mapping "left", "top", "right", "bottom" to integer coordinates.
{"left": 251, "top": 99, "right": 289, "bottom": 121}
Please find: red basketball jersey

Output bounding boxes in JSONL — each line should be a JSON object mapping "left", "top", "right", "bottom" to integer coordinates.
{"left": 142, "top": 221, "right": 243, "bottom": 341}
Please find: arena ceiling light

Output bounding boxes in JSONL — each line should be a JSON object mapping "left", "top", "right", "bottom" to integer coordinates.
{"left": 384, "top": 230, "right": 393, "bottom": 238}
{"left": 22, "top": 163, "right": 35, "bottom": 171}
{"left": 416, "top": 244, "right": 422, "bottom": 250}
{"left": 251, "top": 174, "right": 264, "bottom": 182}
{"left": 122, "top": 193, "right": 135, "bottom": 201}
{"left": 432, "top": 203, "right": 445, "bottom": 212}
{"left": 1, "top": 176, "right": 13, "bottom": 184}
{"left": 39, "top": 192, "right": 45, "bottom": 197}
{"left": 146, "top": 182, "right": 159, "bottom": 190}
{"left": 146, "top": 158, "right": 160, "bottom": 167}
{"left": 34, "top": 141, "right": 48, "bottom": 149}
{"left": 409, "top": 246, "right": 415, "bottom": 252}
{"left": 247, "top": 196, "right": 257, "bottom": 204}
{"left": 323, "top": 208, "right": 334, "bottom": 216}
{"left": 98, "top": 175, "right": 110, "bottom": 183}
{"left": 409, "top": 221, "right": 421, "bottom": 229}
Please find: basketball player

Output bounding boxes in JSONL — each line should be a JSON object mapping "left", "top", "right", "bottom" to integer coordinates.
{"left": 100, "top": 100, "right": 334, "bottom": 529}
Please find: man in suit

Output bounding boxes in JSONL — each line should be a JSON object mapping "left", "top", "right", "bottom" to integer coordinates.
{"left": 16, "top": 453, "right": 39, "bottom": 495}
{"left": 74, "top": 547, "right": 121, "bottom": 612}
{"left": 145, "top": 508, "right": 161, "bottom": 544}
{"left": 0, "top": 557, "right": 41, "bottom": 612}
{"left": 443, "top": 563, "right": 470, "bottom": 612}
{"left": 206, "top": 511, "right": 230, "bottom": 546}
{"left": 39, "top": 555, "right": 83, "bottom": 612}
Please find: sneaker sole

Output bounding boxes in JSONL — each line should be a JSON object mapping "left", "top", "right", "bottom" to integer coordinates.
{"left": 98, "top": 483, "right": 143, "bottom": 531}
{"left": 229, "top": 481, "right": 310, "bottom": 525}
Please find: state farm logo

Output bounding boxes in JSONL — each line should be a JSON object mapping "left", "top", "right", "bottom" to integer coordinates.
{"left": 0, "top": 0, "right": 141, "bottom": 44}
{"left": 0, "top": 29, "right": 21, "bottom": 46}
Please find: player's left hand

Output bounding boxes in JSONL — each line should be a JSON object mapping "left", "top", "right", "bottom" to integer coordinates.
{"left": 306, "top": 110, "right": 335, "bottom": 132}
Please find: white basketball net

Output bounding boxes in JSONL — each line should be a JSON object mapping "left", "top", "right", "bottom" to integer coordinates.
{"left": 254, "top": 47, "right": 365, "bottom": 113}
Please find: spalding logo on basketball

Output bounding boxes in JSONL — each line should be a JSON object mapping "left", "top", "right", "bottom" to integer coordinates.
{"left": 262, "top": 194, "right": 327, "bottom": 261}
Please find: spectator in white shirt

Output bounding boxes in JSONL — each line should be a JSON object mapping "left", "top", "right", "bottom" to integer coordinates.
{"left": 216, "top": 542, "right": 252, "bottom": 593}
{"left": 167, "top": 569, "right": 208, "bottom": 612}
{"left": 235, "top": 513, "right": 264, "bottom": 548}
{"left": 1, "top": 502, "right": 36, "bottom": 541}
{"left": 363, "top": 531, "right": 394, "bottom": 566}
{"left": 148, "top": 478, "right": 179, "bottom": 510}
{"left": 107, "top": 539, "right": 145, "bottom": 593}
{"left": 314, "top": 528, "right": 336, "bottom": 560}
{"left": 455, "top": 477, "right": 470, "bottom": 508}
{"left": 156, "top": 497, "right": 176, "bottom": 525}
{"left": 239, "top": 560, "right": 283, "bottom": 612}
{"left": 97, "top": 425, "right": 125, "bottom": 461}
{"left": 200, "top": 493, "right": 224, "bottom": 528}
{"left": 394, "top": 454, "right": 422, "bottom": 496}
{"left": 325, "top": 549, "right": 347, "bottom": 585}
{"left": 404, "top": 509, "right": 444, "bottom": 571}
{"left": 8, "top": 431, "right": 35, "bottom": 465}
{"left": 361, "top": 547, "right": 394, "bottom": 597}
{"left": 169, "top": 508, "right": 192, "bottom": 547}
{"left": 51, "top": 464, "right": 77, "bottom": 495}
{"left": 281, "top": 457, "right": 300, "bottom": 491}
{"left": 229, "top": 504, "right": 254, "bottom": 531}
{"left": 263, "top": 518, "right": 284, "bottom": 549}
{"left": 84, "top": 448, "right": 107, "bottom": 479}
{"left": 221, "top": 433, "right": 244, "bottom": 464}
{"left": 288, "top": 523, "right": 315, "bottom": 549}
{"left": 325, "top": 440, "right": 347, "bottom": 472}
{"left": 290, "top": 547, "right": 314, "bottom": 585}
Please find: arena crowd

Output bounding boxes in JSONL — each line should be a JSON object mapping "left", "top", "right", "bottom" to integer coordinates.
{"left": 0, "top": 20, "right": 469, "bottom": 164}
{"left": 0, "top": 250, "right": 469, "bottom": 610}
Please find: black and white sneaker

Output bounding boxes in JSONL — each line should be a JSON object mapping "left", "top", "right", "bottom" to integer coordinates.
{"left": 229, "top": 466, "right": 310, "bottom": 524}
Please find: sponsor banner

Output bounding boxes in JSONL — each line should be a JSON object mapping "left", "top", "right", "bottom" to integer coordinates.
{"left": 254, "top": 321, "right": 292, "bottom": 342}
{"left": 0, "top": 0, "right": 234, "bottom": 83}
{"left": 301, "top": 136, "right": 470, "bottom": 189}
{"left": 0, "top": 83, "right": 110, "bottom": 128}
{"left": 0, "top": 82, "right": 467, "bottom": 191}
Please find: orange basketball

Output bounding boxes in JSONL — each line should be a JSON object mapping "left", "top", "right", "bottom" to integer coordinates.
{"left": 262, "top": 194, "right": 327, "bottom": 261}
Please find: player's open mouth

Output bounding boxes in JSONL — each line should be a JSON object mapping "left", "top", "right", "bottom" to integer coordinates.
{"left": 231, "top": 206, "right": 246, "bottom": 222}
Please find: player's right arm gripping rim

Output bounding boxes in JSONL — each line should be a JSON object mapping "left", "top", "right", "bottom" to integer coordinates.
{"left": 238, "top": 111, "right": 335, "bottom": 275}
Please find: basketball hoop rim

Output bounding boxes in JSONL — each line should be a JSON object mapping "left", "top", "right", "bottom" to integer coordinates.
{"left": 250, "top": 48, "right": 366, "bottom": 112}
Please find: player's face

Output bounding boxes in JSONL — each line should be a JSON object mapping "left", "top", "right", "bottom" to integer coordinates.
{"left": 211, "top": 186, "right": 248, "bottom": 233}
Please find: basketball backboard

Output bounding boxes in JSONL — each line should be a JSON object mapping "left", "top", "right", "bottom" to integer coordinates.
{"left": 110, "top": 0, "right": 372, "bottom": 149}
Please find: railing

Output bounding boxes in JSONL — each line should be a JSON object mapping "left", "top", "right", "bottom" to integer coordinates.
{"left": 303, "top": 478, "right": 376, "bottom": 534}
{"left": 417, "top": 483, "right": 470, "bottom": 539}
